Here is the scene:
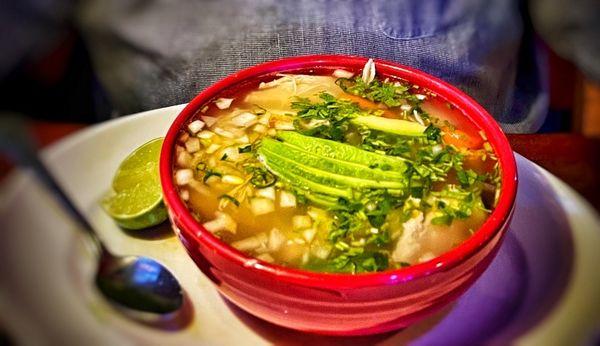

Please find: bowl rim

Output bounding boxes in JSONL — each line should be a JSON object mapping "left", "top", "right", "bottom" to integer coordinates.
{"left": 160, "top": 54, "right": 518, "bottom": 288}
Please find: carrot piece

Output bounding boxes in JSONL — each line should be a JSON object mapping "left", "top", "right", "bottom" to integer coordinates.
{"left": 441, "top": 128, "right": 483, "bottom": 149}
{"left": 463, "top": 151, "right": 495, "bottom": 174}
{"left": 343, "top": 94, "right": 398, "bottom": 118}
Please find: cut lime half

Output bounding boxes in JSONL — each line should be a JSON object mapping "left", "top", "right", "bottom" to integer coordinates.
{"left": 103, "top": 137, "right": 167, "bottom": 230}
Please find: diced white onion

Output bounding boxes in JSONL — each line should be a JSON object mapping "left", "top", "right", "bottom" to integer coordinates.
{"left": 302, "top": 228, "right": 317, "bottom": 243}
{"left": 231, "top": 237, "right": 260, "bottom": 251}
{"left": 268, "top": 227, "right": 286, "bottom": 251}
{"left": 232, "top": 233, "right": 268, "bottom": 251}
{"left": 365, "top": 202, "right": 377, "bottom": 212}
{"left": 418, "top": 252, "right": 436, "bottom": 263}
{"left": 201, "top": 116, "right": 218, "bottom": 127}
{"left": 415, "top": 94, "right": 426, "bottom": 100}
{"left": 175, "top": 169, "right": 194, "bottom": 186}
{"left": 206, "top": 143, "right": 221, "bottom": 154}
{"left": 302, "top": 252, "right": 310, "bottom": 265}
{"left": 236, "top": 135, "right": 250, "bottom": 144}
{"left": 258, "top": 77, "right": 290, "bottom": 90}
{"left": 305, "top": 119, "right": 330, "bottom": 128}
{"left": 292, "top": 215, "right": 312, "bottom": 230}
{"left": 258, "top": 113, "right": 271, "bottom": 125}
{"left": 307, "top": 207, "right": 327, "bottom": 220}
{"left": 279, "top": 190, "right": 297, "bottom": 208}
{"left": 184, "top": 137, "right": 201, "bottom": 153}
{"left": 188, "top": 120, "right": 205, "bottom": 134}
{"left": 311, "top": 243, "right": 331, "bottom": 260}
{"left": 222, "top": 175, "right": 245, "bottom": 185}
{"left": 273, "top": 120, "right": 295, "bottom": 130}
{"left": 256, "top": 186, "right": 276, "bottom": 200}
{"left": 203, "top": 211, "right": 237, "bottom": 234}
{"left": 204, "top": 175, "right": 220, "bottom": 185}
{"left": 213, "top": 127, "right": 236, "bottom": 138}
{"left": 400, "top": 104, "right": 412, "bottom": 111}
{"left": 197, "top": 130, "right": 215, "bottom": 139}
{"left": 250, "top": 198, "right": 275, "bottom": 215}
{"left": 214, "top": 98, "right": 234, "bottom": 110}
{"left": 253, "top": 124, "right": 268, "bottom": 134}
{"left": 207, "top": 156, "right": 217, "bottom": 168}
{"left": 219, "top": 146, "right": 240, "bottom": 161}
{"left": 176, "top": 151, "right": 193, "bottom": 167}
{"left": 179, "top": 189, "right": 189, "bottom": 201}
{"left": 231, "top": 112, "right": 258, "bottom": 127}
{"left": 256, "top": 253, "right": 275, "bottom": 263}
{"left": 332, "top": 69, "right": 354, "bottom": 78}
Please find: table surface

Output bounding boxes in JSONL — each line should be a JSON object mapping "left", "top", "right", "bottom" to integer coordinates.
{"left": 2, "top": 121, "right": 599, "bottom": 212}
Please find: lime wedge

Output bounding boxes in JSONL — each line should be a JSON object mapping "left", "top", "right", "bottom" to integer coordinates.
{"left": 103, "top": 138, "right": 167, "bottom": 230}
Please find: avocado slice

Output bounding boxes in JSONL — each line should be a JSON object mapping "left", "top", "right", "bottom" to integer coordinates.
{"left": 276, "top": 131, "right": 409, "bottom": 172}
{"left": 350, "top": 116, "right": 426, "bottom": 136}
{"left": 259, "top": 147, "right": 408, "bottom": 190}
{"left": 261, "top": 138, "right": 408, "bottom": 182}
{"left": 260, "top": 156, "right": 354, "bottom": 199}
{"left": 301, "top": 191, "right": 339, "bottom": 208}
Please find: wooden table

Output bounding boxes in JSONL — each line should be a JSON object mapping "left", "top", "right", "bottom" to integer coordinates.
{"left": 3, "top": 122, "right": 600, "bottom": 211}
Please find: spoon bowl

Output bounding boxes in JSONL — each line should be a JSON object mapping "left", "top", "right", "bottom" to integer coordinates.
{"left": 96, "top": 254, "right": 183, "bottom": 314}
{"left": 0, "top": 114, "right": 184, "bottom": 317}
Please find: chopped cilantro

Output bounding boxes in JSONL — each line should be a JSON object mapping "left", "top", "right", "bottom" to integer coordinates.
{"left": 219, "top": 194, "right": 240, "bottom": 207}
{"left": 336, "top": 76, "right": 414, "bottom": 108}
{"left": 456, "top": 169, "right": 480, "bottom": 188}
{"left": 195, "top": 162, "right": 206, "bottom": 172}
{"left": 238, "top": 145, "right": 252, "bottom": 153}
{"left": 203, "top": 169, "right": 222, "bottom": 183}
{"left": 424, "top": 124, "right": 441, "bottom": 141}
{"left": 246, "top": 166, "right": 277, "bottom": 188}
{"left": 291, "top": 92, "right": 365, "bottom": 141}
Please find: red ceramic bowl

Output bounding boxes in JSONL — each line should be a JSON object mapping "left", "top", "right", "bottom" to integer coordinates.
{"left": 160, "top": 55, "right": 518, "bottom": 335}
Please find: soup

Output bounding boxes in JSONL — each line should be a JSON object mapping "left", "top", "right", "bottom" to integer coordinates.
{"left": 172, "top": 60, "right": 501, "bottom": 274}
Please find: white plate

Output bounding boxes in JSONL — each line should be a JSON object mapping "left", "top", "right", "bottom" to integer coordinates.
{"left": 1, "top": 105, "right": 599, "bottom": 345}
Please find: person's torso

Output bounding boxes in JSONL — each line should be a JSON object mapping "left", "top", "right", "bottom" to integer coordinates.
{"left": 77, "top": 0, "right": 547, "bottom": 132}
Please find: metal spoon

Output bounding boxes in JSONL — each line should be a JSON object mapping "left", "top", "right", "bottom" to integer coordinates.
{"left": 0, "top": 114, "right": 183, "bottom": 315}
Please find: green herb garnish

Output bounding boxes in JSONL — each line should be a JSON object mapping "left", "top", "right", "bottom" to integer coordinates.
{"left": 238, "top": 145, "right": 252, "bottom": 153}
{"left": 203, "top": 169, "right": 222, "bottom": 183}
{"left": 291, "top": 93, "right": 365, "bottom": 141}
{"left": 336, "top": 76, "right": 417, "bottom": 108}
{"left": 219, "top": 194, "right": 240, "bottom": 207}
{"left": 246, "top": 166, "right": 277, "bottom": 188}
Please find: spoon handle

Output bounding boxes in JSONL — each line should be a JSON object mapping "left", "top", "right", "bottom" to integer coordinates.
{"left": 0, "top": 114, "right": 106, "bottom": 256}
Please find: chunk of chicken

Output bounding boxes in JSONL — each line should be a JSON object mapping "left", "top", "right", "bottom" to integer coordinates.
{"left": 392, "top": 212, "right": 425, "bottom": 264}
